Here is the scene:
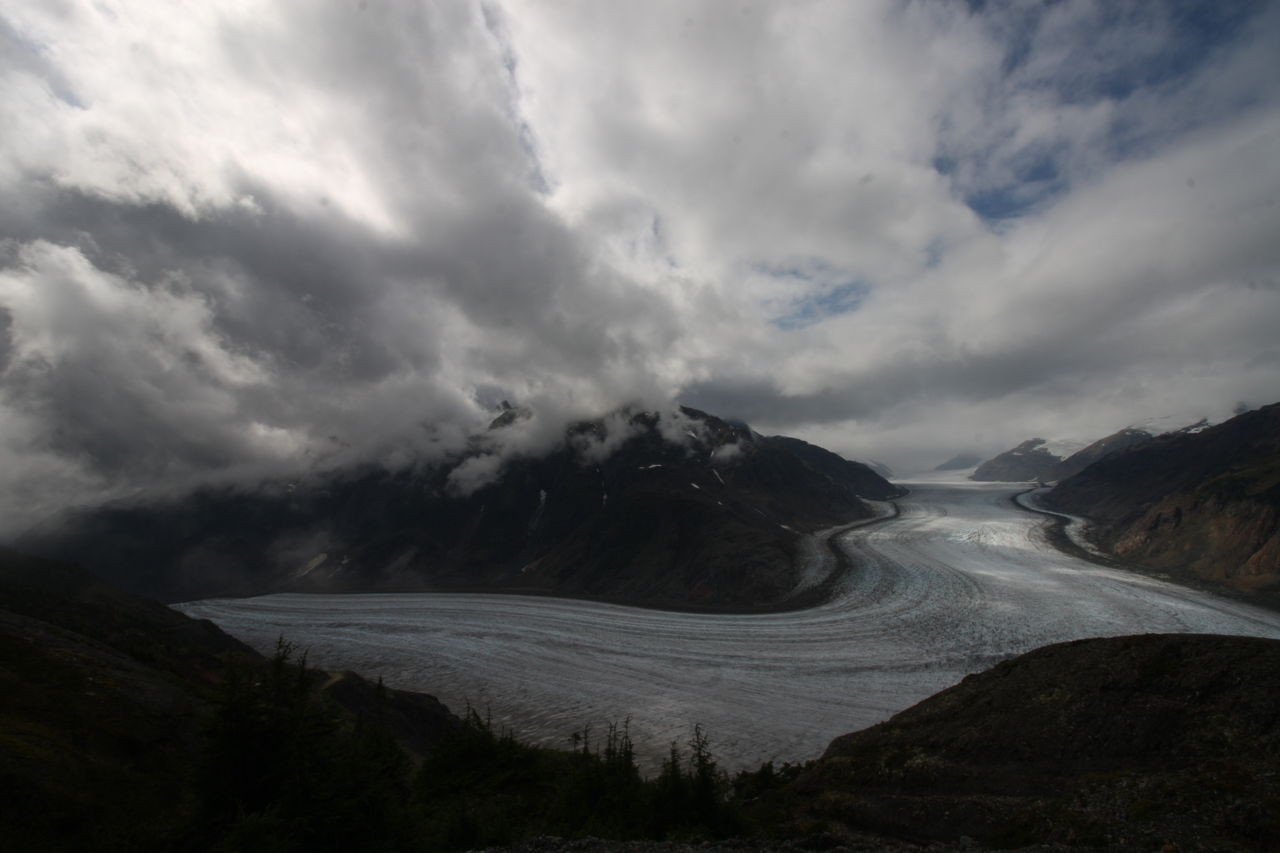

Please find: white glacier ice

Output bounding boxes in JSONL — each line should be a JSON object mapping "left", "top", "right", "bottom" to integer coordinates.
{"left": 178, "top": 480, "right": 1280, "bottom": 773}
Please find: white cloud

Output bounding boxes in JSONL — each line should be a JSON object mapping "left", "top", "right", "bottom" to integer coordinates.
{"left": 0, "top": 0, "right": 1277, "bottom": 521}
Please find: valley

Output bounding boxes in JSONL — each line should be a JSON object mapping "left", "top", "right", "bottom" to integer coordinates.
{"left": 177, "top": 475, "right": 1280, "bottom": 774}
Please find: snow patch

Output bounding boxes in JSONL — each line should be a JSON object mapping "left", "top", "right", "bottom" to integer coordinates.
{"left": 1131, "top": 414, "right": 1217, "bottom": 436}
{"left": 1041, "top": 438, "right": 1090, "bottom": 458}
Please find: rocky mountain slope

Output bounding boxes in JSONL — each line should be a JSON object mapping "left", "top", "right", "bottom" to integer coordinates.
{"left": 1042, "top": 403, "right": 1280, "bottom": 600}
{"left": 1050, "top": 426, "right": 1154, "bottom": 481}
{"left": 970, "top": 437, "right": 1065, "bottom": 482}
{"left": 972, "top": 428, "right": 1154, "bottom": 483}
{"left": 15, "top": 407, "right": 900, "bottom": 609}
{"left": 787, "top": 633, "right": 1280, "bottom": 850}
{"left": 933, "top": 452, "right": 982, "bottom": 471}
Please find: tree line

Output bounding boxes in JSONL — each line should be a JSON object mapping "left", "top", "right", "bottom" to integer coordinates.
{"left": 193, "top": 639, "right": 800, "bottom": 852}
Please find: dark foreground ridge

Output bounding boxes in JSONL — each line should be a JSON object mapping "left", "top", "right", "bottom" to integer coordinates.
{"left": 6, "top": 547, "right": 1280, "bottom": 852}
{"left": 465, "top": 836, "right": 1117, "bottom": 853}
{"left": 0, "top": 548, "right": 457, "bottom": 853}
{"left": 790, "top": 633, "right": 1280, "bottom": 851}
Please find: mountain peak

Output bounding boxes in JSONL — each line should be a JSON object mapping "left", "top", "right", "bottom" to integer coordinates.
{"left": 16, "top": 405, "right": 899, "bottom": 609}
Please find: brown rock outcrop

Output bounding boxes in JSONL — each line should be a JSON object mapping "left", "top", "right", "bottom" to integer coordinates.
{"left": 1043, "top": 403, "right": 1280, "bottom": 601}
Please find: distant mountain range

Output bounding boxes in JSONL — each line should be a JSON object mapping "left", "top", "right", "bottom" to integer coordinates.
{"left": 970, "top": 428, "right": 1154, "bottom": 482}
{"left": 932, "top": 451, "right": 983, "bottom": 471}
{"left": 16, "top": 400, "right": 1279, "bottom": 609}
{"left": 1043, "top": 402, "right": 1280, "bottom": 601}
{"left": 15, "top": 406, "right": 901, "bottom": 609}
{"left": 965, "top": 405, "right": 1280, "bottom": 602}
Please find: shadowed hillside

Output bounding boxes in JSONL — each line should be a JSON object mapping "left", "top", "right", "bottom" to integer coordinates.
{"left": 0, "top": 548, "right": 457, "bottom": 853}
{"left": 1043, "top": 403, "right": 1280, "bottom": 601}
{"left": 17, "top": 407, "right": 900, "bottom": 609}
{"left": 786, "top": 633, "right": 1280, "bottom": 850}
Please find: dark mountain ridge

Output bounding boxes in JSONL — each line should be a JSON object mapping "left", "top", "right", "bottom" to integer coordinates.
{"left": 971, "top": 427, "right": 1155, "bottom": 483}
{"left": 970, "top": 437, "right": 1063, "bottom": 482}
{"left": 15, "top": 406, "right": 900, "bottom": 608}
{"left": 1051, "top": 426, "right": 1154, "bottom": 481}
{"left": 933, "top": 452, "right": 982, "bottom": 471}
{"left": 1043, "top": 402, "right": 1280, "bottom": 600}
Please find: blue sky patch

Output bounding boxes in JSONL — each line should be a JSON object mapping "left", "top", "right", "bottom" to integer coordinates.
{"left": 773, "top": 281, "right": 868, "bottom": 330}
{"left": 949, "top": 0, "right": 1266, "bottom": 225}
{"left": 756, "top": 258, "right": 871, "bottom": 330}
{"left": 964, "top": 148, "right": 1068, "bottom": 221}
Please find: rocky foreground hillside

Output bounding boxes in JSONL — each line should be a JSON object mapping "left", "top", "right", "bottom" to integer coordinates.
{"left": 1043, "top": 403, "right": 1280, "bottom": 601}
{"left": 16, "top": 406, "right": 899, "bottom": 609}
{"left": 0, "top": 548, "right": 458, "bottom": 853}
{"left": 789, "top": 633, "right": 1280, "bottom": 851}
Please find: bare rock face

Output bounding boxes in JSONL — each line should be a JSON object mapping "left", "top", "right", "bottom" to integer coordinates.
{"left": 972, "top": 428, "right": 1156, "bottom": 484}
{"left": 1111, "top": 492, "right": 1280, "bottom": 592}
{"left": 1044, "top": 402, "right": 1280, "bottom": 601}
{"left": 789, "top": 633, "right": 1280, "bottom": 850}
{"left": 970, "top": 438, "right": 1061, "bottom": 482}
{"left": 1050, "top": 427, "right": 1153, "bottom": 480}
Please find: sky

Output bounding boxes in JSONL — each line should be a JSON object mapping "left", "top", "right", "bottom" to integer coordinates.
{"left": 1, "top": 0, "right": 1278, "bottom": 529}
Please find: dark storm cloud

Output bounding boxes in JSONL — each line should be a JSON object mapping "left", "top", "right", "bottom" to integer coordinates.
{"left": 0, "top": 0, "right": 705, "bottom": 530}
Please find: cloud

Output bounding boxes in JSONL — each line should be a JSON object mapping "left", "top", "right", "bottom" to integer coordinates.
{"left": 0, "top": 0, "right": 1277, "bottom": 530}
{"left": 502, "top": 0, "right": 1279, "bottom": 467}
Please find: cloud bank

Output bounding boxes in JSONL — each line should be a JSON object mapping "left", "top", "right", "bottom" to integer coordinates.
{"left": 1, "top": 0, "right": 1278, "bottom": 529}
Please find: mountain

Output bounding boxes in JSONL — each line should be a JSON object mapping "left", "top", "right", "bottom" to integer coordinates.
{"left": 16, "top": 406, "right": 901, "bottom": 609}
{"left": 786, "top": 633, "right": 1280, "bottom": 850}
{"left": 1049, "top": 426, "right": 1154, "bottom": 480}
{"left": 933, "top": 452, "right": 982, "bottom": 471}
{"left": 969, "top": 437, "right": 1062, "bottom": 482}
{"left": 970, "top": 428, "right": 1155, "bottom": 483}
{"left": 1042, "top": 402, "right": 1280, "bottom": 600}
